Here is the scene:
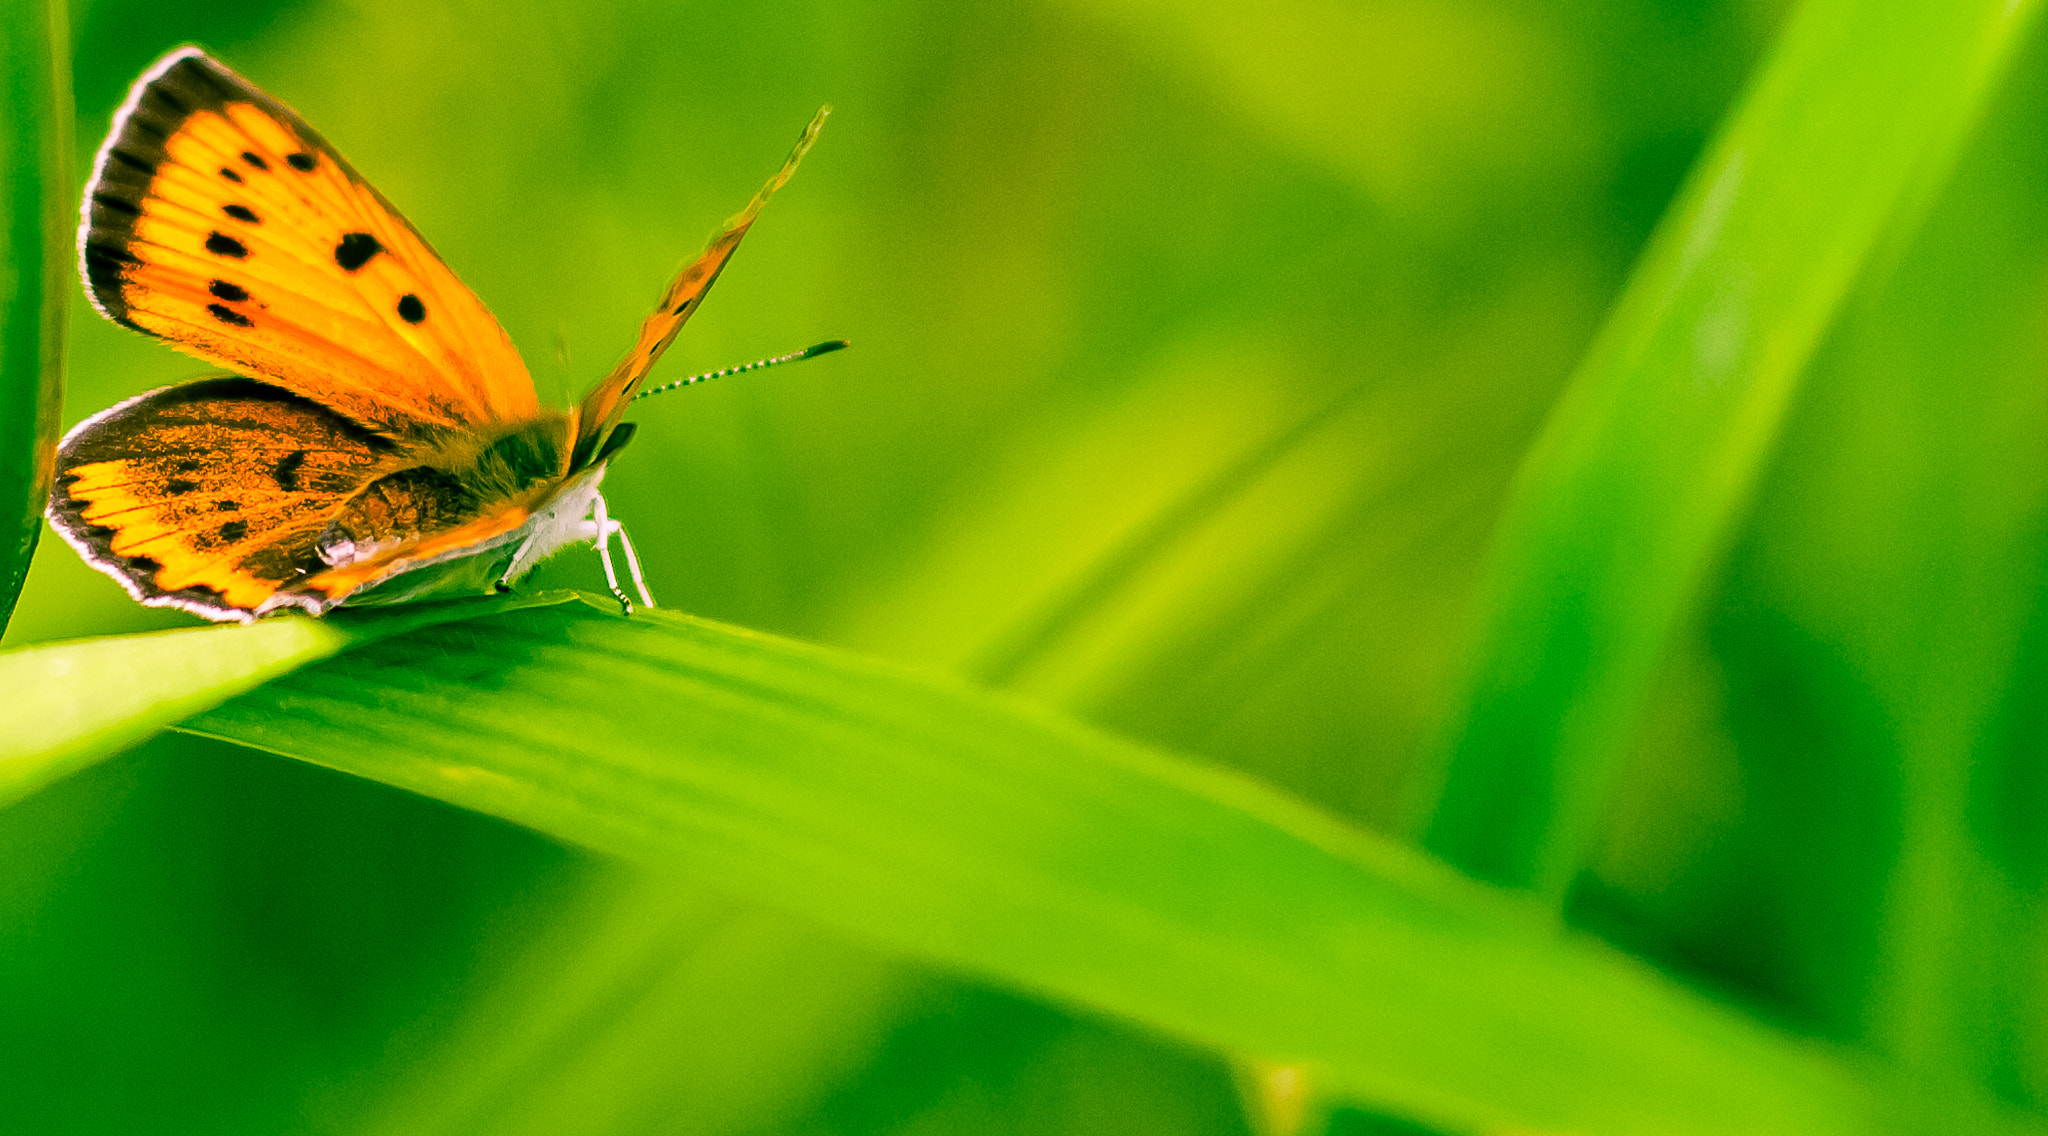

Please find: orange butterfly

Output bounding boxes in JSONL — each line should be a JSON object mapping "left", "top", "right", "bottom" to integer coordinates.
{"left": 49, "top": 47, "right": 830, "bottom": 622}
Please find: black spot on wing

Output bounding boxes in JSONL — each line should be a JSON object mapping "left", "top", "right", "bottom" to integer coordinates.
{"left": 214, "top": 499, "right": 239, "bottom": 512}
{"left": 334, "top": 233, "right": 382, "bottom": 271}
{"left": 220, "top": 167, "right": 243, "bottom": 183}
{"left": 286, "top": 152, "right": 316, "bottom": 171}
{"left": 205, "top": 232, "right": 248, "bottom": 258}
{"left": 672, "top": 298, "right": 692, "bottom": 315}
{"left": 273, "top": 449, "right": 308, "bottom": 491}
{"left": 165, "top": 479, "right": 199, "bottom": 495}
{"left": 92, "top": 194, "right": 140, "bottom": 216}
{"left": 397, "top": 294, "right": 425, "bottom": 324}
{"left": 209, "top": 280, "right": 249, "bottom": 302}
{"left": 241, "top": 150, "right": 269, "bottom": 171}
{"left": 207, "top": 303, "right": 254, "bottom": 328}
{"left": 219, "top": 519, "right": 249, "bottom": 543}
{"left": 221, "top": 204, "right": 259, "bottom": 223}
{"left": 110, "top": 148, "right": 152, "bottom": 173}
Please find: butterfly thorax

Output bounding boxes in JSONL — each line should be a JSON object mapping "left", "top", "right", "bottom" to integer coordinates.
{"left": 320, "top": 451, "right": 619, "bottom": 612}
{"left": 312, "top": 412, "right": 574, "bottom": 570}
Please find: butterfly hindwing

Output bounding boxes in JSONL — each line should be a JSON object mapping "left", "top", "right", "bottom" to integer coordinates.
{"left": 81, "top": 48, "right": 537, "bottom": 439}
{"left": 48, "top": 377, "right": 406, "bottom": 620}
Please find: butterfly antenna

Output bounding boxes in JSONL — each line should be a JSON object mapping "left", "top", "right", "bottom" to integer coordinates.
{"left": 632, "top": 340, "right": 848, "bottom": 401}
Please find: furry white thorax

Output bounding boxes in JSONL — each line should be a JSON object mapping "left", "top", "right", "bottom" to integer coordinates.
{"left": 501, "top": 465, "right": 611, "bottom": 581}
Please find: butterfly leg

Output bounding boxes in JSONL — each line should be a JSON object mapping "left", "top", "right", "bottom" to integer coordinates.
{"left": 590, "top": 492, "right": 655, "bottom": 613}
{"left": 499, "top": 531, "right": 541, "bottom": 592}
{"left": 614, "top": 521, "right": 655, "bottom": 610}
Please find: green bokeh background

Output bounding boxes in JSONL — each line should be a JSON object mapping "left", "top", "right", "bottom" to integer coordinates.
{"left": 9, "top": 0, "right": 2048, "bottom": 1132}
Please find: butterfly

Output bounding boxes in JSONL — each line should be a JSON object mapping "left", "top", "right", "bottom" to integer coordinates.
{"left": 48, "top": 47, "right": 829, "bottom": 623}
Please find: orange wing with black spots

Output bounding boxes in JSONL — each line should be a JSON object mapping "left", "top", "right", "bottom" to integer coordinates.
{"left": 569, "top": 106, "right": 828, "bottom": 469}
{"left": 47, "top": 378, "right": 406, "bottom": 621}
{"left": 79, "top": 47, "right": 538, "bottom": 439}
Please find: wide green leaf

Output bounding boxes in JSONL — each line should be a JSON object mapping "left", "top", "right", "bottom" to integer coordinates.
{"left": 0, "top": 592, "right": 574, "bottom": 808}
{"left": 181, "top": 596, "right": 1872, "bottom": 1135}
{"left": 0, "top": 618, "right": 346, "bottom": 808}
{"left": 0, "top": 0, "right": 71, "bottom": 632}
{"left": 1416, "top": 0, "right": 2044, "bottom": 895}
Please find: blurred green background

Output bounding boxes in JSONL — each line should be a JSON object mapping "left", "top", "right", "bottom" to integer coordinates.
{"left": 9, "top": 0, "right": 2048, "bottom": 1132}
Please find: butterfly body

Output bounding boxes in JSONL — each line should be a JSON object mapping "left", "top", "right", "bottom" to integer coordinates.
{"left": 320, "top": 459, "right": 617, "bottom": 612}
{"left": 51, "top": 47, "right": 825, "bottom": 622}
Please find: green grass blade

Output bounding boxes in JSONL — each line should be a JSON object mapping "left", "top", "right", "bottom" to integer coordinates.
{"left": 0, "top": 592, "right": 578, "bottom": 808}
{"left": 184, "top": 597, "right": 1873, "bottom": 1135}
{"left": 1416, "top": 0, "right": 2043, "bottom": 895}
{"left": 1711, "top": 44, "right": 2048, "bottom": 1123}
{"left": 0, "top": 619, "right": 349, "bottom": 807}
{"left": 0, "top": 0, "right": 72, "bottom": 633}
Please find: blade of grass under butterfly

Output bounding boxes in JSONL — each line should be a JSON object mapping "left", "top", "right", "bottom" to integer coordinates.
{"left": 0, "top": 0, "right": 72, "bottom": 633}
{"left": 184, "top": 597, "right": 1875, "bottom": 1136}
{"left": 1414, "top": 0, "right": 2043, "bottom": 895}
{"left": 0, "top": 592, "right": 578, "bottom": 809}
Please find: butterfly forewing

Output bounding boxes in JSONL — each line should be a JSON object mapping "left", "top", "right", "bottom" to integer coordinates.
{"left": 81, "top": 48, "right": 538, "bottom": 438}
{"left": 569, "top": 106, "right": 829, "bottom": 468}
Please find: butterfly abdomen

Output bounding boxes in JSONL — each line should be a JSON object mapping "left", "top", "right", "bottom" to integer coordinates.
{"left": 313, "top": 466, "right": 480, "bottom": 568}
